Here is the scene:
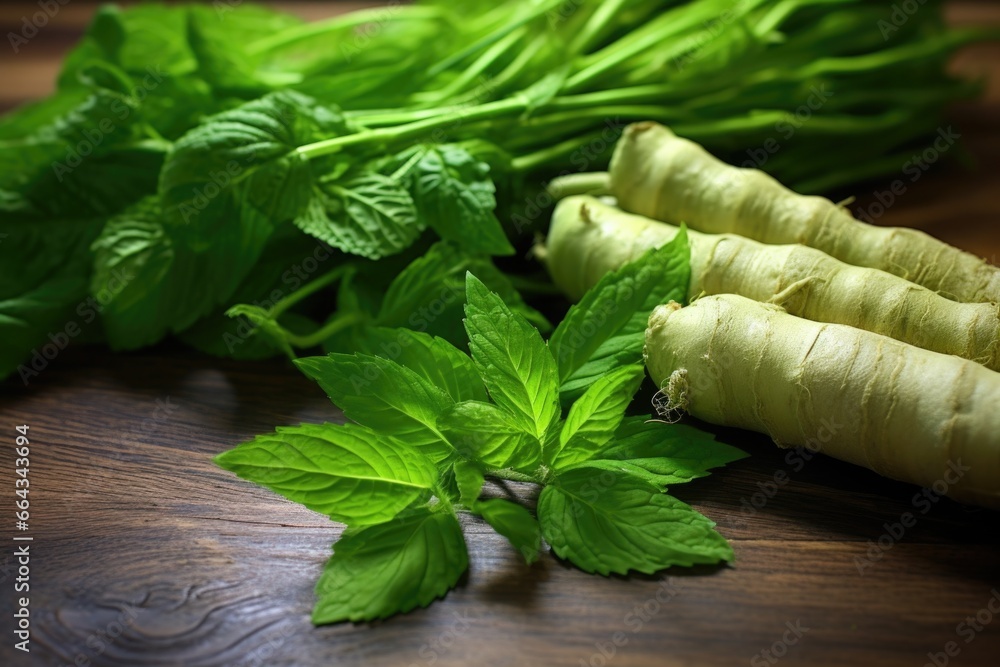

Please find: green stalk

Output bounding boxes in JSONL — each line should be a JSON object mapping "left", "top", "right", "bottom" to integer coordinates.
{"left": 270, "top": 265, "right": 352, "bottom": 318}
{"left": 284, "top": 311, "right": 366, "bottom": 349}
{"left": 414, "top": 26, "right": 528, "bottom": 107}
{"left": 247, "top": 5, "right": 450, "bottom": 56}
{"left": 297, "top": 97, "right": 528, "bottom": 160}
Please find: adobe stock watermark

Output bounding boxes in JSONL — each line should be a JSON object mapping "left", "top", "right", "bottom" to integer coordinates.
{"left": 51, "top": 66, "right": 166, "bottom": 181}
{"left": 16, "top": 267, "right": 136, "bottom": 385}
{"left": 738, "top": 417, "right": 843, "bottom": 520}
{"left": 8, "top": 0, "right": 71, "bottom": 53}
{"left": 578, "top": 579, "right": 682, "bottom": 667}
{"left": 854, "top": 126, "right": 960, "bottom": 224}
{"left": 878, "top": 0, "right": 932, "bottom": 41}
{"left": 750, "top": 620, "right": 810, "bottom": 666}
{"left": 110, "top": 396, "right": 181, "bottom": 459}
{"left": 407, "top": 610, "right": 472, "bottom": 666}
{"left": 924, "top": 589, "right": 1000, "bottom": 667}
{"left": 56, "top": 600, "right": 143, "bottom": 667}
{"left": 740, "top": 85, "right": 834, "bottom": 170}
{"left": 511, "top": 116, "right": 624, "bottom": 235}
{"left": 673, "top": 0, "right": 753, "bottom": 72}
{"left": 853, "top": 459, "right": 970, "bottom": 575}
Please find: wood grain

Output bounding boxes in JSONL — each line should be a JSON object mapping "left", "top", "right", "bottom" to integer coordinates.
{"left": 2, "top": 3, "right": 1000, "bottom": 667}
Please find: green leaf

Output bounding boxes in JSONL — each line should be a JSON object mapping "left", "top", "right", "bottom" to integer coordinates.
{"left": 0, "top": 219, "right": 102, "bottom": 381}
{"left": 214, "top": 422, "right": 437, "bottom": 527}
{"left": 475, "top": 498, "right": 542, "bottom": 564}
{"left": 548, "top": 229, "right": 690, "bottom": 405}
{"left": 294, "top": 353, "right": 455, "bottom": 463}
{"left": 159, "top": 90, "right": 348, "bottom": 247}
{"left": 375, "top": 241, "right": 549, "bottom": 346}
{"left": 296, "top": 173, "right": 423, "bottom": 259}
{"left": 538, "top": 467, "right": 733, "bottom": 575}
{"left": 453, "top": 460, "right": 485, "bottom": 505}
{"left": 185, "top": 10, "right": 272, "bottom": 99}
{"left": 573, "top": 417, "right": 747, "bottom": 488}
{"left": 438, "top": 401, "right": 541, "bottom": 472}
{"left": 401, "top": 144, "right": 514, "bottom": 256}
{"left": 356, "top": 327, "right": 487, "bottom": 403}
{"left": 551, "top": 365, "right": 646, "bottom": 469}
{"left": 313, "top": 507, "right": 468, "bottom": 624}
{"left": 464, "top": 273, "right": 560, "bottom": 441}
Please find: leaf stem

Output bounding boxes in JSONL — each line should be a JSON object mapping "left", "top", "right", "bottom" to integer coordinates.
{"left": 297, "top": 97, "right": 527, "bottom": 160}
{"left": 271, "top": 265, "right": 353, "bottom": 318}
{"left": 284, "top": 311, "right": 366, "bottom": 349}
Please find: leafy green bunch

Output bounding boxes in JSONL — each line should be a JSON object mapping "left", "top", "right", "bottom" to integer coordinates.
{"left": 1, "top": 0, "right": 986, "bottom": 383}
{"left": 215, "top": 233, "right": 746, "bottom": 623}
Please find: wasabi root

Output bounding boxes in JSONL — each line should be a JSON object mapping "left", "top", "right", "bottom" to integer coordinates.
{"left": 609, "top": 122, "right": 1000, "bottom": 304}
{"left": 644, "top": 294, "right": 1000, "bottom": 510}
{"left": 546, "top": 196, "right": 1000, "bottom": 371}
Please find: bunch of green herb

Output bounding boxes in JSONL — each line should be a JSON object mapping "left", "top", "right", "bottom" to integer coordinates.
{"left": 0, "top": 0, "right": 985, "bottom": 380}
{"left": 217, "top": 234, "right": 746, "bottom": 623}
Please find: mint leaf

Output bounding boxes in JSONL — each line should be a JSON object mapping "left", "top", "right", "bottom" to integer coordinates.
{"left": 313, "top": 507, "right": 468, "bottom": 624}
{"left": 453, "top": 460, "right": 485, "bottom": 505}
{"left": 214, "top": 423, "right": 437, "bottom": 527}
{"left": 548, "top": 229, "right": 690, "bottom": 404}
{"left": 357, "top": 327, "right": 487, "bottom": 404}
{"left": 375, "top": 241, "right": 549, "bottom": 345}
{"left": 574, "top": 417, "right": 747, "bottom": 488}
{"left": 538, "top": 467, "right": 733, "bottom": 575}
{"left": 159, "top": 91, "right": 349, "bottom": 269}
{"left": 401, "top": 144, "right": 514, "bottom": 256}
{"left": 551, "top": 364, "right": 646, "bottom": 469}
{"left": 464, "top": 273, "right": 560, "bottom": 441}
{"left": 295, "top": 353, "right": 455, "bottom": 463}
{"left": 296, "top": 173, "right": 423, "bottom": 260}
{"left": 476, "top": 498, "right": 542, "bottom": 564}
{"left": 438, "top": 401, "right": 541, "bottom": 473}
{"left": 0, "top": 219, "right": 102, "bottom": 381}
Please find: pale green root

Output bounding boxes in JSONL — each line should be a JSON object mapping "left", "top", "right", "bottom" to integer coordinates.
{"left": 546, "top": 172, "right": 612, "bottom": 201}
{"left": 545, "top": 196, "right": 1000, "bottom": 371}
{"left": 609, "top": 122, "right": 1000, "bottom": 305}
{"left": 644, "top": 294, "right": 1000, "bottom": 509}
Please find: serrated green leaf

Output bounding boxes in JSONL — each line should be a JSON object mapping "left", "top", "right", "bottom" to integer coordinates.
{"left": 313, "top": 507, "right": 468, "bottom": 624}
{"left": 438, "top": 401, "right": 541, "bottom": 473}
{"left": 405, "top": 144, "right": 513, "bottom": 256}
{"left": 357, "top": 327, "right": 487, "bottom": 403}
{"left": 296, "top": 173, "right": 423, "bottom": 259}
{"left": 214, "top": 422, "right": 437, "bottom": 527}
{"left": 375, "top": 242, "right": 550, "bottom": 345}
{"left": 295, "top": 353, "right": 456, "bottom": 463}
{"left": 549, "top": 229, "right": 690, "bottom": 405}
{"left": 159, "top": 90, "right": 348, "bottom": 261}
{"left": 574, "top": 416, "right": 747, "bottom": 487}
{"left": 539, "top": 467, "right": 732, "bottom": 575}
{"left": 551, "top": 364, "right": 646, "bottom": 469}
{"left": 464, "top": 273, "right": 560, "bottom": 441}
{"left": 475, "top": 498, "right": 542, "bottom": 564}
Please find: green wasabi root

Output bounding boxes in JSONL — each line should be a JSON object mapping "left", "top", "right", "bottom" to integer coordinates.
{"left": 609, "top": 122, "right": 1000, "bottom": 305}
{"left": 545, "top": 196, "right": 1000, "bottom": 371}
{"left": 644, "top": 294, "right": 1000, "bottom": 510}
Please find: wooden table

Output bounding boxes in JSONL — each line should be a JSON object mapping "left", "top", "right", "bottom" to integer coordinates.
{"left": 2, "top": 3, "right": 999, "bottom": 666}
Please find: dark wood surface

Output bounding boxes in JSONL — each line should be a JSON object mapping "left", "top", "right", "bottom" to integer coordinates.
{"left": 2, "top": 3, "right": 1000, "bottom": 666}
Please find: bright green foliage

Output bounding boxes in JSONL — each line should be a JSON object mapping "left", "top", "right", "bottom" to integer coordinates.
{"left": 465, "top": 273, "right": 561, "bottom": 440}
{"left": 0, "top": 0, "right": 983, "bottom": 379}
{"left": 214, "top": 423, "right": 438, "bottom": 526}
{"left": 549, "top": 230, "right": 690, "bottom": 404}
{"left": 312, "top": 508, "right": 469, "bottom": 623}
{"left": 538, "top": 467, "right": 734, "bottom": 575}
{"left": 217, "top": 247, "right": 744, "bottom": 624}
